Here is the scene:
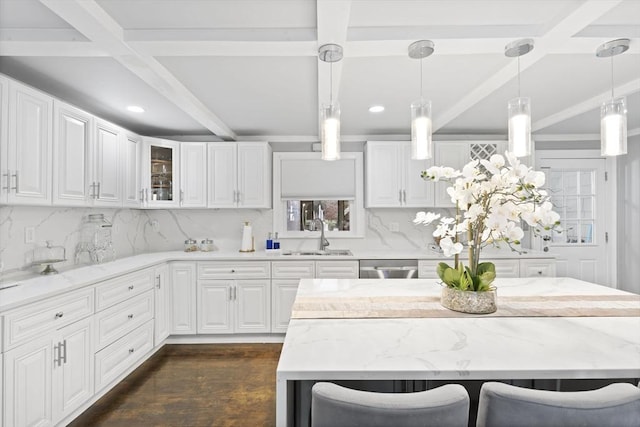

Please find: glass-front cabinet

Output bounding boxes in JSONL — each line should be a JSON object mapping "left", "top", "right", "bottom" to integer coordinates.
{"left": 141, "top": 137, "right": 180, "bottom": 208}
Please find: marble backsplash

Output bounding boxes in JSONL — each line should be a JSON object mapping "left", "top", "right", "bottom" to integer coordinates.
{"left": 0, "top": 205, "right": 446, "bottom": 279}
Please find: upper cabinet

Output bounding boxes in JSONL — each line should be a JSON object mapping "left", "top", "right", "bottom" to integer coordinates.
{"left": 0, "top": 75, "right": 8, "bottom": 203}
{"left": 52, "top": 101, "right": 92, "bottom": 206}
{"left": 122, "top": 132, "right": 141, "bottom": 208}
{"left": 89, "top": 119, "right": 122, "bottom": 206}
{"left": 365, "top": 141, "right": 433, "bottom": 208}
{"left": 3, "top": 79, "right": 53, "bottom": 205}
{"left": 208, "top": 141, "right": 271, "bottom": 209}
{"left": 180, "top": 142, "right": 207, "bottom": 208}
{"left": 433, "top": 141, "right": 506, "bottom": 206}
{"left": 141, "top": 137, "right": 180, "bottom": 208}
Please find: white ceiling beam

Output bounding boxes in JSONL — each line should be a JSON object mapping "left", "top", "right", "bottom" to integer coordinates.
{"left": 0, "top": 41, "right": 109, "bottom": 57}
{"left": 432, "top": 0, "right": 625, "bottom": 132}
{"left": 128, "top": 40, "right": 318, "bottom": 57}
{"left": 533, "top": 78, "right": 640, "bottom": 131}
{"left": 38, "top": 0, "right": 236, "bottom": 140}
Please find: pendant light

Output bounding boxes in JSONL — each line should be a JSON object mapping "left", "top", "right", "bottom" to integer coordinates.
{"left": 596, "top": 38, "right": 630, "bottom": 157}
{"left": 505, "top": 39, "right": 534, "bottom": 157}
{"left": 408, "top": 40, "right": 435, "bottom": 160}
{"left": 318, "top": 44, "right": 343, "bottom": 161}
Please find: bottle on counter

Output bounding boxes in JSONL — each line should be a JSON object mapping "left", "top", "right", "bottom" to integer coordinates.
{"left": 266, "top": 232, "right": 273, "bottom": 250}
{"left": 273, "top": 232, "right": 280, "bottom": 250}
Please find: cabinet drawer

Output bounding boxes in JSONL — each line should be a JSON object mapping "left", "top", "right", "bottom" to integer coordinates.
{"left": 3, "top": 287, "right": 94, "bottom": 350}
{"left": 95, "top": 269, "right": 154, "bottom": 311}
{"left": 315, "top": 261, "right": 359, "bottom": 279}
{"left": 520, "top": 259, "right": 556, "bottom": 277}
{"left": 94, "top": 320, "right": 154, "bottom": 392}
{"left": 94, "top": 290, "right": 154, "bottom": 351}
{"left": 418, "top": 260, "right": 440, "bottom": 279}
{"left": 271, "top": 261, "right": 314, "bottom": 279}
{"left": 490, "top": 259, "right": 520, "bottom": 278}
{"left": 198, "top": 261, "right": 271, "bottom": 279}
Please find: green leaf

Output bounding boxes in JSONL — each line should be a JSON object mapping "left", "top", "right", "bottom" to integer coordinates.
{"left": 436, "top": 262, "right": 451, "bottom": 282}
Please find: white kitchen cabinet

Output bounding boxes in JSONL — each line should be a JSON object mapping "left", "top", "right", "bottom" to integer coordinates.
{"left": 169, "top": 262, "right": 197, "bottom": 335}
{"left": 271, "top": 260, "right": 315, "bottom": 333}
{"left": 315, "top": 260, "right": 359, "bottom": 279}
{"left": 490, "top": 259, "right": 520, "bottom": 278}
{"left": 122, "top": 132, "right": 141, "bottom": 208}
{"left": 418, "top": 257, "right": 555, "bottom": 279}
{"left": 520, "top": 259, "right": 556, "bottom": 277}
{"left": 365, "top": 141, "right": 433, "bottom": 208}
{"left": 3, "top": 317, "right": 93, "bottom": 427}
{"left": 180, "top": 142, "right": 207, "bottom": 207}
{"left": 52, "top": 101, "right": 91, "bottom": 206}
{"left": 198, "top": 280, "right": 233, "bottom": 333}
{"left": 207, "top": 141, "right": 271, "bottom": 208}
{"left": 89, "top": 119, "right": 122, "bottom": 206}
{"left": 4, "top": 79, "right": 52, "bottom": 205}
{"left": 433, "top": 141, "right": 506, "bottom": 206}
{"left": 141, "top": 137, "right": 180, "bottom": 208}
{"left": 154, "top": 264, "right": 170, "bottom": 345}
{"left": 0, "top": 75, "right": 7, "bottom": 204}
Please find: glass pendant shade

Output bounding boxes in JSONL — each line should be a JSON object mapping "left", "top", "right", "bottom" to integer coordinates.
{"left": 321, "top": 103, "right": 341, "bottom": 161}
{"left": 411, "top": 99, "right": 433, "bottom": 160}
{"left": 508, "top": 97, "right": 532, "bottom": 157}
{"left": 600, "top": 97, "right": 627, "bottom": 156}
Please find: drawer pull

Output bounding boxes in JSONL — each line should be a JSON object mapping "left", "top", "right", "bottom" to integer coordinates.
{"left": 129, "top": 348, "right": 135, "bottom": 354}
{"left": 128, "top": 285, "right": 134, "bottom": 291}
{"left": 128, "top": 314, "right": 134, "bottom": 319}
{"left": 55, "top": 312, "right": 64, "bottom": 319}
{"left": 231, "top": 269, "right": 236, "bottom": 273}
{"left": 537, "top": 271, "right": 543, "bottom": 275}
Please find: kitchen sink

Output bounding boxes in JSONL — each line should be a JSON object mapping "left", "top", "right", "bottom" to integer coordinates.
{"left": 282, "top": 249, "right": 353, "bottom": 256}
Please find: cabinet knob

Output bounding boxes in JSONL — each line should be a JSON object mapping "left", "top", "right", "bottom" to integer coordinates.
{"left": 231, "top": 269, "right": 235, "bottom": 273}
{"left": 128, "top": 314, "right": 134, "bottom": 319}
{"left": 128, "top": 285, "right": 134, "bottom": 290}
{"left": 129, "top": 348, "right": 135, "bottom": 354}
{"left": 537, "top": 270, "right": 543, "bottom": 275}
{"left": 55, "top": 311, "right": 64, "bottom": 319}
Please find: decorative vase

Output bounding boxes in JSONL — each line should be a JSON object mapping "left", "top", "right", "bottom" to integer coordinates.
{"left": 440, "top": 286, "right": 497, "bottom": 314}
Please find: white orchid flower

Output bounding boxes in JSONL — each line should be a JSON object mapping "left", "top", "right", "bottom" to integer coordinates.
{"left": 524, "top": 170, "right": 545, "bottom": 188}
{"left": 413, "top": 211, "right": 441, "bottom": 225}
{"left": 440, "top": 237, "right": 464, "bottom": 257}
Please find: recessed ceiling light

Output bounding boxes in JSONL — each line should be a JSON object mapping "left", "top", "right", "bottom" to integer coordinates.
{"left": 369, "top": 105, "right": 385, "bottom": 113}
{"left": 127, "top": 105, "right": 145, "bottom": 113}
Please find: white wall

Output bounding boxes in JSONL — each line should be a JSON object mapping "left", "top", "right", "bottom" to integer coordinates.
{"left": 616, "top": 135, "right": 640, "bottom": 294}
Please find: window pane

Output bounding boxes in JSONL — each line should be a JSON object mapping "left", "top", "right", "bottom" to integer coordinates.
{"left": 581, "top": 222, "right": 594, "bottom": 244}
{"left": 548, "top": 171, "right": 563, "bottom": 193}
{"left": 579, "top": 171, "right": 594, "bottom": 195}
{"left": 286, "top": 200, "right": 350, "bottom": 231}
{"left": 580, "top": 196, "right": 594, "bottom": 219}
{"left": 564, "top": 221, "right": 578, "bottom": 244}
{"left": 564, "top": 171, "right": 578, "bottom": 195}
{"left": 565, "top": 196, "right": 578, "bottom": 219}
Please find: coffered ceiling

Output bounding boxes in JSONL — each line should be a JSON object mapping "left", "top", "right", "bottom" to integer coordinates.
{"left": 0, "top": 0, "right": 638, "bottom": 142}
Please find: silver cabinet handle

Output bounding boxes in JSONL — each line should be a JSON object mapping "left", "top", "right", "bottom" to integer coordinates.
{"left": 54, "top": 343, "right": 61, "bottom": 366}
{"left": 11, "top": 172, "right": 18, "bottom": 191}
{"left": 96, "top": 182, "right": 101, "bottom": 198}
{"left": 398, "top": 190, "right": 402, "bottom": 204}
{"left": 62, "top": 339, "right": 67, "bottom": 364}
{"left": 1, "top": 171, "right": 9, "bottom": 191}
{"left": 55, "top": 311, "right": 64, "bottom": 319}
{"left": 232, "top": 285, "right": 236, "bottom": 301}
{"left": 180, "top": 189, "right": 184, "bottom": 203}
{"left": 228, "top": 286, "right": 232, "bottom": 301}
{"left": 140, "top": 189, "right": 145, "bottom": 202}
{"left": 156, "top": 275, "right": 161, "bottom": 289}
{"left": 403, "top": 190, "right": 407, "bottom": 204}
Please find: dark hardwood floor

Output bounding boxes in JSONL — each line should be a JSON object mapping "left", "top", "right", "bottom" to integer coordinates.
{"left": 70, "top": 343, "right": 283, "bottom": 427}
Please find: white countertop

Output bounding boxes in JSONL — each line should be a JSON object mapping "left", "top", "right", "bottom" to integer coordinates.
{"left": 0, "top": 249, "right": 553, "bottom": 313}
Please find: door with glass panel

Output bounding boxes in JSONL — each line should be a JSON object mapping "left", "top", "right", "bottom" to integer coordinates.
{"left": 537, "top": 158, "right": 608, "bottom": 285}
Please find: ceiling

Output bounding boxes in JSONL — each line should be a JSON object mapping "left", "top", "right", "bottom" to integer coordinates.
{"left": 0, "top": 0, "right": 639, "bottom": 143}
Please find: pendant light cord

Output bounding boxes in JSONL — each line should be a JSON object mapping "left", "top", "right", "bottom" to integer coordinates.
{"left": 517, "top": 55, "right": 521, "bottom": 98}
{"left": 420, "top": 57, "right": 424, "bottom": 99}
{"left": 610, "top": 55, "right": 614, "bottom": 99}
{"left": 330, "top": 61, "right": 333, "bottom": 104}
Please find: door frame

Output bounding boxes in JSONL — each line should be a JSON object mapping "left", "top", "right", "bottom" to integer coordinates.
{"left": 535, "top": 149, "right": 617, "bottom": 287}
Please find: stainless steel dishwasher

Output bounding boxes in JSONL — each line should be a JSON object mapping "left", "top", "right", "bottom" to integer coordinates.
{"left": 359, "top": 259, "right": 418, "bottom": 279}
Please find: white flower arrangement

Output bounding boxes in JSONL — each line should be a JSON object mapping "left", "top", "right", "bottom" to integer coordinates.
{"left": 414, "top": 152, "right": 561, "bottom": 291}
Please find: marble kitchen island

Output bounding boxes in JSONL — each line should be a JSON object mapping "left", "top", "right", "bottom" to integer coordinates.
{"left": 276, "top": 277, "right": 640, "bottom": 426}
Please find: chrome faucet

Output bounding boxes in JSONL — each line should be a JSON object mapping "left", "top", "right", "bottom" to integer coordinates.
{"left": 314, "top": 218, "right": 330, "bottom": 251}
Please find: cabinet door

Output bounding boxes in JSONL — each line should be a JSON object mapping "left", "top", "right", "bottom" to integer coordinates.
{"left": 365, "top": 141, "right": 402, "bottom": 207}
{"left": 520, "top": 259, "right": 556, "bottom": 278}
{"left": 237, "top": 142, "right": 271, "bottom": 208}
{"left": 315, "top": 261, "right": 359, "bottom": 279}
{"left": 154, "top": 264, "right": 170, "bottom": 345}
{"left": 197, "top": 280, "right": 234, "bottom": 334}
{"left": 272, "top": 279, "right": 300, "bottom": 333}
{"left": 236, "top": 279, "right": 270, "bottom": 333}
{"left": 0, "top": 75, "right": 8, "bottom": 203}
{"left": 3, "top": 334, "right": 54, "bottom": 427}
{"left": 142, "top": 137, "right": 180, "bottom": 208}
{"left": 91, "top": 119, "right": 121, "bottom": 206}
{"left": 52, "top": 102, "right": 91, "bottom": 206}
{"left": 207, "top": 142, "right": 237, "bottom": 208}
{"left": 7, "top": 80, "right": 52, "bottom": 205}
{"left": 180, "top": 142, "right": 207, "bottom": 207}
{"left": 53, "top": 317, "right": 94, "bottom": 423}
{"left": 402, "top": 144, "right": 434, "bottom": 207}
{"left": 122, "top": 133, "right": 141, "bottom": 208}
{"left": 169, "top": 262, "right": 197, "bottom": 334}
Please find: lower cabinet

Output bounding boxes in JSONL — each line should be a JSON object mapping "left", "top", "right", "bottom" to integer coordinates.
{"left": 272, "top": 280, "right": 303, "bottom": 333}
{"left": 520, "top": 259, "right": 557, "bottom": 277}
{"left": 169, "top": 262, "right": 197, "bottom": 335}
{"left": 418, "top": 258, "right": 556, "bottom": 279}
{"left": 3, "top": 316, "right": 94, "bottom": 427}
{"left": 197, "top": 279, "right": 271, "bottom": 334}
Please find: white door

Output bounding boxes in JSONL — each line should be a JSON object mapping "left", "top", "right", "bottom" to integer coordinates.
{"left": 207, "top": 142, "right": 237, "bottom": 207}
{"left": 180, "top": 142, "right": 207, "bottom": 207}
{"left": 169, "top": 262, "right": 197, "bottom": 334}
{"left": 236, "top": 279, "right": 270, "bottom": 333}
{"left": 197, "top": 280, "right": 233, "bottom": 333}
{"left": 122, "top": 133, "right": 141, "bottom": 208}
{"left": 91, "top": 120, "right": 121, "bottom": 206}
{"left": 4, "top": 335, "right": 54, "bottom": 427}
{"left": 154, "top": 264, "right": 170, "bottom": 345}
{"left": 237, "top": 143, "right": 270, "bottom": 208}
{"left": 365, "top": 141, "right": 402, "bottom": 207}
{"left": 53, "top": 318, "right": 94, "bottom": 422}
{"left": 53, "top": 102, "right": 91, "bottom": 206}
{"left": 537, "top": 156, "right": 610, "bottom": 286}
{"left": 7, "top": 81, "right": 52, "bottom": 205}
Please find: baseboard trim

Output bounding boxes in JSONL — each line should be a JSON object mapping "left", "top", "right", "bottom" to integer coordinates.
{"left": 166, "top": 334, "right": 285, "bottom": 344}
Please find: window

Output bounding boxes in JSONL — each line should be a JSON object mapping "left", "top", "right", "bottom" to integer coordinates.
{"left": 286, "top": 200, "right": 350, "bottom": 231}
